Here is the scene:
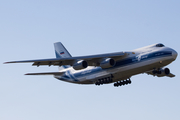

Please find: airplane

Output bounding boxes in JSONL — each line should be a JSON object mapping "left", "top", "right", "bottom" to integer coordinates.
{"left": 4, "top": 42, "right": 178, "bottom": 87}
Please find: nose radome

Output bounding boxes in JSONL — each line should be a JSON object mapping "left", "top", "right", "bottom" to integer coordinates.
{"left": 172, "top": 50, "right": 178, "bottom": 60}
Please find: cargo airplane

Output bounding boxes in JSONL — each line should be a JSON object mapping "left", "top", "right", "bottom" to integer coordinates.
{"left": 4, "top": 42, "right": 178, "bottom": 87}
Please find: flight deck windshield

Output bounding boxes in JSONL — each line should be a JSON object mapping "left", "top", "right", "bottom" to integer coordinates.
{"left": 156, "top": 43, "right": 165, "bottom": 47}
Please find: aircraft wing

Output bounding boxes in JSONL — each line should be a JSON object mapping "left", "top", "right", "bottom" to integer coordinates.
{"left": 4, "top": 52, "right": 127, "bottom": 67}
{"left": 146, "top": 71, "right": 175, "bottom": 78}
{"left": 25, "top": 72, "right": 65, "bottom": 75}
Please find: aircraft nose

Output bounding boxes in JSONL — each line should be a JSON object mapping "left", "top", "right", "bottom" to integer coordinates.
{"left": 172, "top": 50, "right": 178, "bottom": 60}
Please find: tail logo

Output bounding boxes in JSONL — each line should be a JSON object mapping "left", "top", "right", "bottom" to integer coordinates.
{"left": 60, "top": 52, "right": 65, "bottom": 55}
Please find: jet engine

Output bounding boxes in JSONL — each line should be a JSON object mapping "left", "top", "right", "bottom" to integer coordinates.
{"left": 153, "top": 68, "right": 170, "bottom": 76}
{"left": 73, "top": 60, "right": 88, "bottom": 70}
{"left": 160, "top": 68, "right": 170, "bottom": 75}
{"left": 100, "top": 58, "right": 116, "bottom": 69}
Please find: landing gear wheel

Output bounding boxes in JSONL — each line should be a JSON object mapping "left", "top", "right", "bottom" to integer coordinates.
{"left": 114, "top": 83, "right": 118, "bottom": 87}
{"left": 125, "top": 81, "right": 129, "bottom": 85}
{"left": 118, "top": 82, "right": 122, "bottom": 86}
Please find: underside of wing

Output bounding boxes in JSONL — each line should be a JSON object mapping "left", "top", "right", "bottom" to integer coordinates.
{"left": 4, "top": 52, "right": 127, "bottom": 68}
{"left": 146, "top": 68, "right": 175, "bottom": 78}
{"left": 166, "top": 73, "right": 175, "bottom": 78}
{"left": 25, "top": 72, "right": 65, "bottom": 75}
{"left": 147, "top": 72, "right": 175, "bottom": 78}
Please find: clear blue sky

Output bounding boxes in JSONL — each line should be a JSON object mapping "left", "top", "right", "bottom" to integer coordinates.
{"left": 0, "top": 0, "right": 180, "bottom": 120}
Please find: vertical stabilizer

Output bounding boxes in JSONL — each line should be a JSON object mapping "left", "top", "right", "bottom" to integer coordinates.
{"left": 54, "top": 42, "right": 72, "bottom": 69}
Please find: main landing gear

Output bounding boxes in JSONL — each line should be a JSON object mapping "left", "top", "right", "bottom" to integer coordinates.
{"left": 114, "top": 78, "right": 132, "bottom": 87}
{"left": 95, "top": 76, "right": 113, "bottom": 86}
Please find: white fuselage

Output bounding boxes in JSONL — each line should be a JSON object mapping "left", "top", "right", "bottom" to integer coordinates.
{"left": 54, "top": 44, "right": 177, "bottom": 84}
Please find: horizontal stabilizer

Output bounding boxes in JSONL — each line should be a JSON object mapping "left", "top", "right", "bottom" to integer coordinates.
{"left": 25, "top": 72, "right": 65, "bottom": 75}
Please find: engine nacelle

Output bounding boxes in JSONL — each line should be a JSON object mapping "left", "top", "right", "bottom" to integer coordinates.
{"left": 153, "top": 68, "right": 170, "bottom": 77}
{"left": 73, "top": 60, "right": 88, "bottom": 70}
{"left": 100, "top": 58, "right": 116, "bottom": 69}
{"left": 161, "top": 68, "right": 170, "bottom": 75}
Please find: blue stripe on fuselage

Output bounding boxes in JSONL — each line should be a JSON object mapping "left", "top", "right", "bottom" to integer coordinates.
{"left": 67, "top": 70, "right": 79, "bottom": 82}
{"left": 73, "top": 51, "right": 172, "bottom": 78}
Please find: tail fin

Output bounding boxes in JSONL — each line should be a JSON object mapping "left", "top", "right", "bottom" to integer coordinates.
{"left": 54, "top": 42, "right": 72, "bottom": 69}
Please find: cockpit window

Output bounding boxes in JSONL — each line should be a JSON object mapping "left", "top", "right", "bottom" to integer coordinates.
{"left": 156, "top": 43, "right": 165, "bottom": 47}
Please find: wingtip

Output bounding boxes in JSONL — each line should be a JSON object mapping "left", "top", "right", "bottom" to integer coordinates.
{"left": 25, "top": 73, "right": 30, "bottom": 75}
{"left": 3, "top": 61, "right": 18, "bottom": 64}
